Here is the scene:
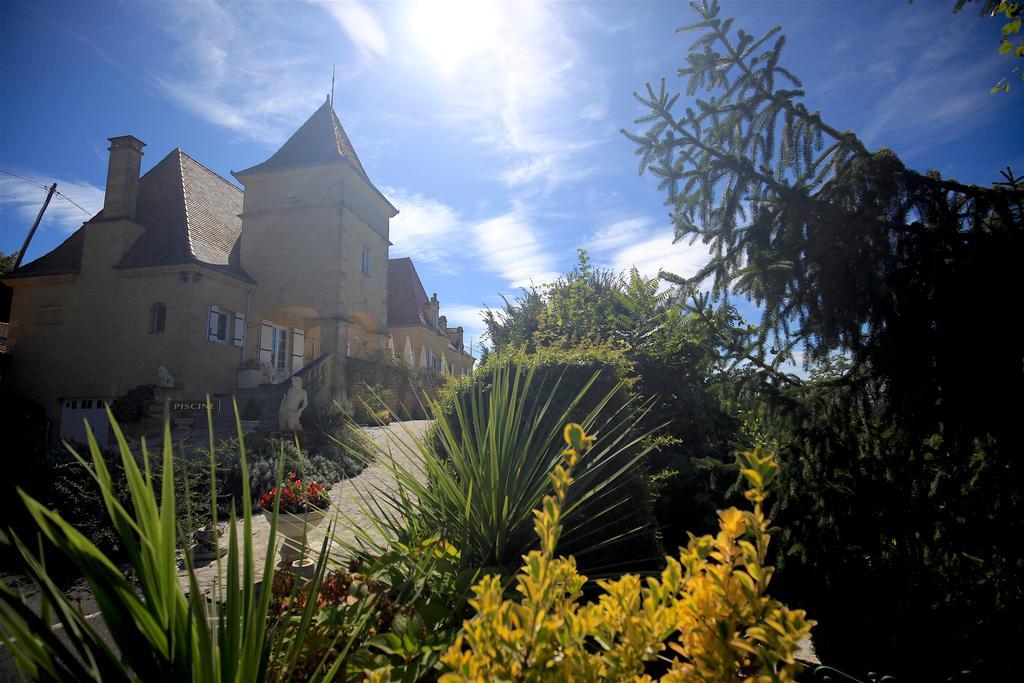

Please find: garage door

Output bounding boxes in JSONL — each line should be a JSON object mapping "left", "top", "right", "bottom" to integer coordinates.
{"left": 60, "top": 398, "right": 111, "bottom": 448}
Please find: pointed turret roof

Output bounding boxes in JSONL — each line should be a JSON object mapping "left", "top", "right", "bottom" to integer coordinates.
{"left": 234, "top": 98, "right": 367, "bottom": 178}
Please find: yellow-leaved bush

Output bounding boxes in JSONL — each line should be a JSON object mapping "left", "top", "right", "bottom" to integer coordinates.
{"left": 439, "top": 424, "right": 814, "bottom": 683}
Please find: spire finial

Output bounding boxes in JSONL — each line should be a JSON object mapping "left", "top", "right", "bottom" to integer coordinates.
{"left": 330, "top": 64, "right": 336, "bottom": 107}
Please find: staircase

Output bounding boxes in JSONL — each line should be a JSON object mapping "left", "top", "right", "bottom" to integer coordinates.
{"left": 222, "top": 353, "right": 334, "bottom": 434}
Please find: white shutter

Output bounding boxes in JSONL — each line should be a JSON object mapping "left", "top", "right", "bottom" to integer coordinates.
{"left": 258, "top": 321, "right": 274, "bottom": 368}
{"left": 208, "top": 305, "right": 220, "bottom": 342}
{"left": 291, "top": 328, "right": 305, "bottom": 373}
{"left": 232, "top": 312, "right": 245, "bottom": 347}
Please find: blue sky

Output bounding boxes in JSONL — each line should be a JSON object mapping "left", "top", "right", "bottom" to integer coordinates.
{"left": 1, "top": 0, "right": 1020, "bottom": 351}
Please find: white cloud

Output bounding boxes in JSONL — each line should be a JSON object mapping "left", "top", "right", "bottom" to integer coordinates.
{"left": 586, "top": 216, "right": 712, "bottom": 286}
{"left": 311, "top": 0, "right": 389, "bottom": 61}
{"left": 151, "top": 1, "right": 348, "bottom": 146}
{"left": 609, "top": 231, "right": 710, "bottom": 281}
{"left": 589, "top": 217, "right": 653, "bottom": 252}
{"left": 421, "top": 2, "right": 610, "bottom": 193}
{"left": 0, "top": 171, "right": 103, "bottom": 237}
{"left": 384, "top": 186, "right": 463, "bottom": 273}
{"left": 437, "top": 303, "right": 491, "bottom": 358}
{"left": 439, "top": 303, "right": 487, "bottom": 328}
{"left": 383, "top": 187, "right": 558, "bottom": 289}
{"left": 473, "top": 205, "right": 558, "bottom": 288}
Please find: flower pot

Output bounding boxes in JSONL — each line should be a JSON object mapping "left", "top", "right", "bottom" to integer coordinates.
{"left": 274, "top": 508, "right": 327, "bottom": 567}
{"left": 239, "top": 419, "right": 260, "bottom": 432}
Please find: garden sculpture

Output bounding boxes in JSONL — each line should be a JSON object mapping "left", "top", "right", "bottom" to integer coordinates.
{"left": 278, "top": 375, "right": 308, "bottom": 431}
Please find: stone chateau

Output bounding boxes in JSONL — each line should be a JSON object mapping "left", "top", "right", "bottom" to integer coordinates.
{"left": 2, "top": 99, "right": 474, "bottom": 445}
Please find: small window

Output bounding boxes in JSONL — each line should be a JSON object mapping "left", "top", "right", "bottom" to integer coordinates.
{"left": 208, "top": 305, "right": 230, "bottom": 343}
{"left": 150, "top": 303, "right": 166, "bottom": 334}
{"left": 362, "top": 247, "right": 372, "bottom": 277}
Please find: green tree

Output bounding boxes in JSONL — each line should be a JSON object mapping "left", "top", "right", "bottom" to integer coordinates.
{"left": 483, "top": 251, "right": 744, "bottom": 549}
{"left": 0, "top": 251, "right": 18, "bottom": 275}
{"left": 626, "top": 1, "right": 1023, "bottom": 677}
{"left": 953, "top": 0, "right": 1024, "bottom": 91}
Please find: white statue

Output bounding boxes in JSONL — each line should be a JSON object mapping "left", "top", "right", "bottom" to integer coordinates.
{"left": 278, "top": 376, "right": 308, "bottom": 431}
{"left": 157, "top": 366, "right": 174, "bottom": 388}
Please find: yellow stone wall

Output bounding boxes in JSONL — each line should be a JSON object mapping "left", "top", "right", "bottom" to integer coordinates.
{"left": 391, "top": 324, "right": 474, "bottom": 377}
{"left": 2, "top": 160, "right": 464, "bottom": 435}
{"left": 5, "top": 224, "right": 252, "bottom": 426}
{"left": 237, "top": 163, "right": 392, "bottom": 368}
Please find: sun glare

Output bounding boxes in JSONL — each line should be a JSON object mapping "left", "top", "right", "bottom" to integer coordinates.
{"left": 411, "top": 0, "right": 501, "bottom": 74}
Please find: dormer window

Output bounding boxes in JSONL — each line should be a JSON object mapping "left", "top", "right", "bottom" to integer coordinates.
{"left": 150, "top": 302, "right": 167, "bottom": 334}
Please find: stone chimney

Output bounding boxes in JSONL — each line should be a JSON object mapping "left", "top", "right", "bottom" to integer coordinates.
{"left": 102, "top": 135, "right": 145, "bottom": 221}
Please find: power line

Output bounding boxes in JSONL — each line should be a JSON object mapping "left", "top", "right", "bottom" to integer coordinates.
{"left": 54, "top": 190, "right": 93, "bottom": 216}
{"left": 1, "top": 168, "right": 95, "bottom": 216}
{"left": 0, "top": 168, "right": 49, "bottom": 191}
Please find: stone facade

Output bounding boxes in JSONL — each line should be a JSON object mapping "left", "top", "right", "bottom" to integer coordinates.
{"left": 2, "top": 100, "right": 473, "bottom": 444}
{"left": 386, "top": 257, "right": 474, "bottom": 380}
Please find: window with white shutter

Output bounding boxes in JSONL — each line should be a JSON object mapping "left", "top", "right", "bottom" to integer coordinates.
{"left": 232, "top": 312, "right": 245, "bottom": 347}
{"left": 208, "top": 305, "right": 229, "bottom": 343}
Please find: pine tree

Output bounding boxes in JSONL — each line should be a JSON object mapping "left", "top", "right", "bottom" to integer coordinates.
{"left": 625, "top": 1, "right": 1024, "bottom": 677}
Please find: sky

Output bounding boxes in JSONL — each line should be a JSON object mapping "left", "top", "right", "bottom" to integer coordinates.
{"left": 1, "top": 0, "right": 1021, "bottom": 351}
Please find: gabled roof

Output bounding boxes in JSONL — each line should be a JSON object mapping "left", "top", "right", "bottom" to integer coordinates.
{"left": 387, "top": 257, "right": 430, "bottom": 327}
{"left": 234, "top": 99, "right": 367, "bottom": 178}
{"left": 8, "top": 148, "right": 251, "bottom": 281}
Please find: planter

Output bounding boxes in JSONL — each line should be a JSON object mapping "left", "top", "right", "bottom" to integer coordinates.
{"left": 173, "top": 417, "right": 196, "bottom": 428}
{"left": 274, "top": 508, "right": 327, "bottom": 568}
{"left": 237, "top": 369, "right": 262, "bottom": 389}
{"left": 239, "top": 419, "right": 260, "bottom": 432}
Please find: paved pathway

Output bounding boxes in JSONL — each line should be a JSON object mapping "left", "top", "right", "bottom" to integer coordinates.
{"left": 182, "top": 420, "right": 431, "bottom": 596}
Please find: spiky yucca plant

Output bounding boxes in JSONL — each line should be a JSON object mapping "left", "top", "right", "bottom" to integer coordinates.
{"left": 0, "top": 405, "right": 364, "bottom": 682}
{"left": 338, "top": 364, "right": 659, "bottom": 579}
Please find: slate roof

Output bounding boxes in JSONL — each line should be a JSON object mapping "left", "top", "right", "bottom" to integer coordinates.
{"left": 387, "top": 257, "right": 430, "bottom": 327}
{"left": 387, "top": 257, "right": 474, "bottom": 357}
{"left": 234, "top": 99, "right": 367, "bottom": 178}
{"left": 8, "top": 149, "right": 251, "bottom": 281}
{"left": 5, "top": 228, "right": 86, "bottom": 278}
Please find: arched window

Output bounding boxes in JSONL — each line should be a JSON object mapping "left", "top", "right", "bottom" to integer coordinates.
{"left": 150, "top": 303, "right": 166, "bottom": 334}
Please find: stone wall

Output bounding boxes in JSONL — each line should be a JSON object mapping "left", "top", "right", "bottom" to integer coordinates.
{"left": 5, "top": 261, "right": 251, "bottom": 428}
{"left": 344, "top": 357, "right": 440, "bottom": 420}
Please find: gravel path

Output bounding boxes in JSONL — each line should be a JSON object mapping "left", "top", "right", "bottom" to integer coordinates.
{"left": 182, "top": 420, "right": 431, "bottom": 596}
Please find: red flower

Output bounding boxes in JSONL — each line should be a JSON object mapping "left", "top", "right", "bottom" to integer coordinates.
{"left": 259, "top": 473, "right": 330, "bottom": 514}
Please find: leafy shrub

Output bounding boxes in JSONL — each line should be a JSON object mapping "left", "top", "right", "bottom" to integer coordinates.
{"left": 441, "top": 425, "right": 814, "bottom": 682}
{"left": 18, "top": 442, "right": 211, "bottom": 559}
{"left": 240, "top": 399, "right": 262, "bottom": 421}
{"left": 266, "top": 569, "right": 394, "bottom": 681}
{"left": 478, "top": 255, "right": 745, "bottom": 552}
{"left": 251, "top": 438, "right": 361, "bottom": 494}
{"left": 109, "top": 384, "right": 155, "bottom": 423}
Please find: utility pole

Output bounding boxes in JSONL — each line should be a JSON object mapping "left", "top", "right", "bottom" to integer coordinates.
{"left": 13, "top": 182, "right": 57, "bottom": 270}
